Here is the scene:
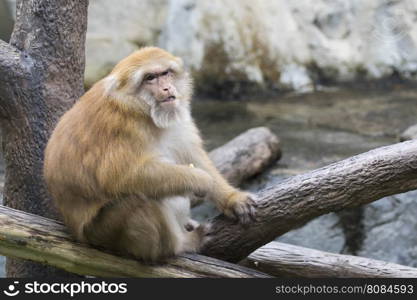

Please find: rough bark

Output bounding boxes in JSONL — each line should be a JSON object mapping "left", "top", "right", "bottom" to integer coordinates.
{"left": 202, "top": 139, "right": 417, "bottom": 263}
{"left": 0, "top": 0, "right": 88, "bottom": 277}
{"left": 0, "top": 205, "right": 269, "bottom": 278}
{"left": 241, "top": 242, "right": 417, "bottom": 278}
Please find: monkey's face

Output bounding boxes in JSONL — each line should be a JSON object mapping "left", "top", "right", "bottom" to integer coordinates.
{"left": 142, "top": 69, "right": 178, "bottom": 105}
{"left": 137, "top": 62, "right": 192, "bottom": 128}
{"left": 105, "top": 47, "right": 193, "bottom": 128}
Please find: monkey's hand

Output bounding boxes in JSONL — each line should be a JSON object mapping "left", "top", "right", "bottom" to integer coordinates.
{"left": 220, "top": 191, "right": 257, "bottom": 225}
{"left": 190, "top": 168, "right": 215, "bottom": 197}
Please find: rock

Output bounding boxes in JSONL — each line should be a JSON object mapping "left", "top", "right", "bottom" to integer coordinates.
{"left": 400, "top": 124, "right": 417, "bottom": 141}
{"left": 5, "top": 0, "right": 417, "bottom": 92}
{"left": 277, "top": 213, "right": 346, "bottom": 253}
{"left": 84, "top": 0, "right": 168, "bottom": 87}
{"left": 358, "top": 191, "right": 417, "bottom": 267}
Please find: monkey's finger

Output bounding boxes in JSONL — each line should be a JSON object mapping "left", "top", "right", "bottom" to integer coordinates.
{"left": 193, "top": 191, "right": 206, "bottom": 198}
{"left": 248, "top": 204, "right": 257, "bottom": 222}
{"left": 247, "top": 196, "right": 257, "bottom": 221}
{"left": 222, "top": 206, "right": 238, "bottom": 221}
{"left": 234, "top": 204, "right": 251, "bottom": 225}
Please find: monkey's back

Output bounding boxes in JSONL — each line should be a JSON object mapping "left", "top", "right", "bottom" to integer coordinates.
{"left": 43, "top": 82, "right": 150, "bottom": 240}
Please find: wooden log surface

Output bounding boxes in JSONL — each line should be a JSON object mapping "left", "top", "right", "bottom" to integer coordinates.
{"left": 0, "top": 205, "right": 269, "bottom": 278}
{"left": 210, "top": 127, "right": 281, "bottom": 186}
{"left": 203, "top": 139, "right": 417, "bottom": 263}
{"left": 241, "top": 242, "right": 417, "bottom": 278}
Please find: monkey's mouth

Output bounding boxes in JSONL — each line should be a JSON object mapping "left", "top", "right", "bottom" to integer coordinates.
{"left": 161, "top": 96, "right": 176, "bottom": 103}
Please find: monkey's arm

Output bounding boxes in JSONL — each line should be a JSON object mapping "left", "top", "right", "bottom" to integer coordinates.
{"left": 116, "top": 157, "right": 214, "bottom": 200}
{"left": 191, "top": 148, "right": 256, "bottom": 223}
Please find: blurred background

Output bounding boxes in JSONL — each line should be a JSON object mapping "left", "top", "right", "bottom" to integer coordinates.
{"left": 1, "top": 0, "right": 417, "bottom": 275}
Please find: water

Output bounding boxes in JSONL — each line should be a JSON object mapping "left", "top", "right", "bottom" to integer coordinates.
{"left": 193, "top": 86, "right": 416, "bottom": 181}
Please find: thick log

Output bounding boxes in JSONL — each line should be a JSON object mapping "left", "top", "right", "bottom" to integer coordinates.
{"left": 241, "top": 242, "right": 417, "bottom": 278}
{"left": 202, "top": 140, "right": 417, "bottom": 263}
{"left": 0, "top": 205, "right": 269, "bottom": 278}
{"left": 209, "top": 127, "right": 281, "bottom": 186}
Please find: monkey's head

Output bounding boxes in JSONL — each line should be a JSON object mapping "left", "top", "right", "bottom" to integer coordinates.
{"left": 104, "top": 47, "right": 193, "bottom": 128}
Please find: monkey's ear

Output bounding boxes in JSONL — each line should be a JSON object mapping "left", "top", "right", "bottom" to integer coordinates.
{"left": 131, "top": 70, "right": 144, "bottom": 86}
{"left": 171, "top": 57, "right": 185, "bottom": 74}
{"left": 103, "top": 74, "right": 120, "bottom": 96}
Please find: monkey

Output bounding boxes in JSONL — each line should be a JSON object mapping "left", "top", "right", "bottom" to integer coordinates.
{"left": 43, "top": 47, "right": 255, "bottom": 262}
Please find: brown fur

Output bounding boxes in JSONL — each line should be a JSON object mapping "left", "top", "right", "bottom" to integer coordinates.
{"left": 44, "top": 47, "right": 255, "bottom": 262}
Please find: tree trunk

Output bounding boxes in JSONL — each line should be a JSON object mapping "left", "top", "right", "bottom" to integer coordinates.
{"left": 0, "top": 0, "right": 88, "bottom": 277}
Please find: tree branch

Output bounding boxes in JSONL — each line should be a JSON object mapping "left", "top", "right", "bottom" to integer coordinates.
{"left": 241, "top": 242, "right": 417, "bottom": 278}
{"left": 0, "top": 205, "right": 269, "bottom": 278}
{"left": 202, "top": 139, "right": 417, "bottom": 262}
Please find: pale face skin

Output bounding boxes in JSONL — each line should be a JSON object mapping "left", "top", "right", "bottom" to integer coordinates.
{"left": 143, "top": 69, "right": 178, "bottom": 105}
{"left": 137, "top": 66, "right": 190, "bottom": 128}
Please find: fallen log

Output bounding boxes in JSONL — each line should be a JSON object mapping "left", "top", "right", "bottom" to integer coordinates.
{"left": 400, "top": 123, "right": 417, "bottom": 141}
{"left": 0, "top": 205, "right": 269, "bottom": 278}
{"left": 203, "top": 139, "right": 417, "bottom": 263}
{"left": 241, "top": 242, "right": 417, "bottom": 278}
{"left": 210, "top": 127, "right": 281, "bottom": 186}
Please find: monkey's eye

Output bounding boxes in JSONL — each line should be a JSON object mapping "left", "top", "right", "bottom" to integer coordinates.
{"left": 145, "top": 74, "right": 157, "bottom": 81}
{"left": 161, "top": 69, "right": 171, "bottom": 76}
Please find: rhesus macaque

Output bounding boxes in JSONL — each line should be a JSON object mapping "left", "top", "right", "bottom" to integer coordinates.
{"left": 44, "top": 47, "right": 255, "bottom": 262}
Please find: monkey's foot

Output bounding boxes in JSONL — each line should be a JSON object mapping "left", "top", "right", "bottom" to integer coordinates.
{"left": 185, "top": 219, "right": 200, "bottom": 232}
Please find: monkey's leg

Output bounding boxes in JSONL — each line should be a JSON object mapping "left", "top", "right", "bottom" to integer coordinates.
{"left": 159, "top": 196, "right": 206, "bottom": 253}
{"left": 83, "top": 196, "right": 204, "bottom": 262}
{"left": 83, "top": 196, "right": 183, "bottom": 262}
